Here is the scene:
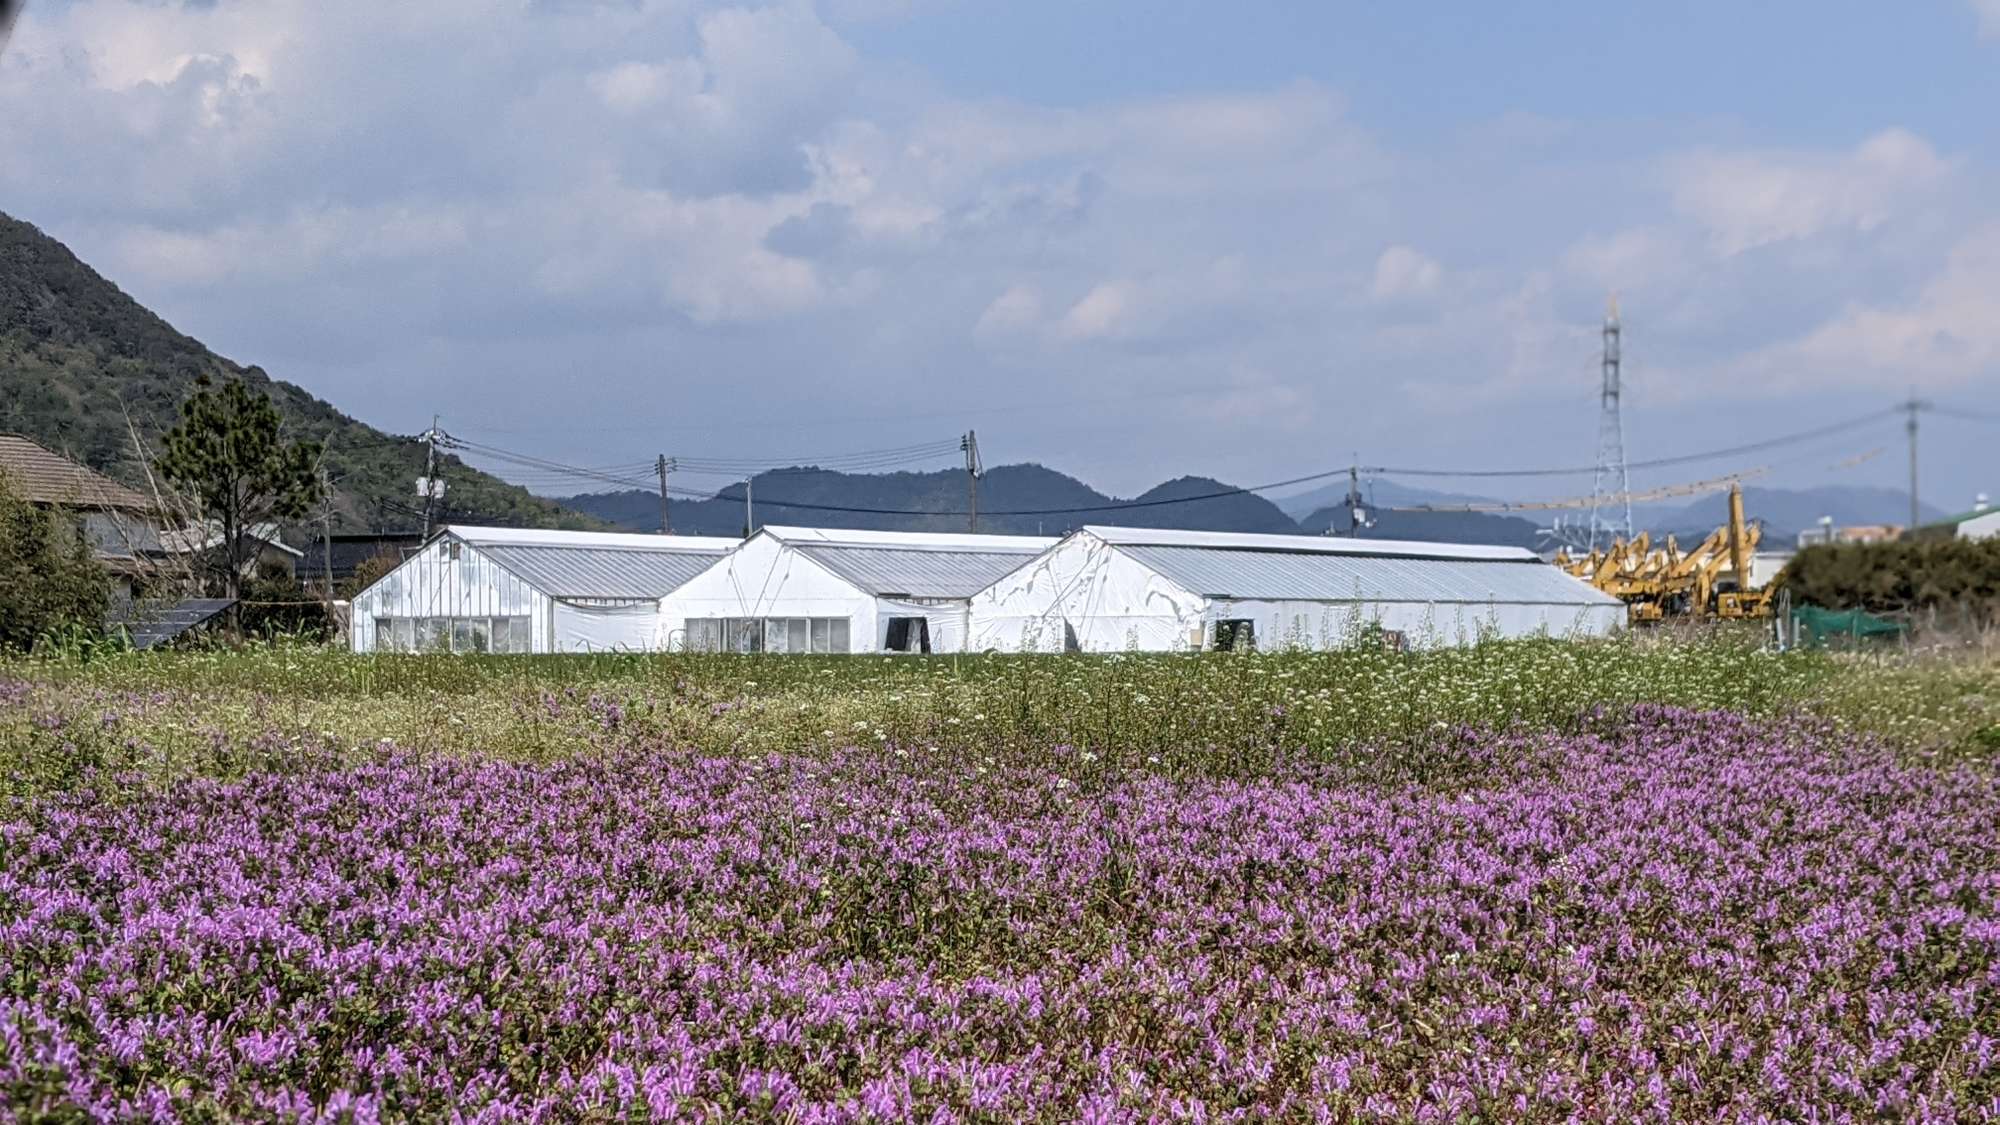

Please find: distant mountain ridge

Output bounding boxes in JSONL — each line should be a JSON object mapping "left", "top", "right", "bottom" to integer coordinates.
{"left": 0, "top": 211, "right": 595, "bottom": 533}
{"left": 566, "top": 466, "right": 1944, "bottom": 546}
{"left": 564, "top": 465, "right": 1299, "bottom": 537}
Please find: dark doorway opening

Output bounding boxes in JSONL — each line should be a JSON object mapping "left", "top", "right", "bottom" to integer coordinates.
{"left": 1212, "top": 619, "right": 1256, "bottom": 652}
{"left": 885, "top": 616, "right": 932, "bottom": 653}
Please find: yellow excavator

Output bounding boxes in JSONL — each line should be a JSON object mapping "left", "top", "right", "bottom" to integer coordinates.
{"left": 1555, "top": 482, "right": 1771, "bottom": 624}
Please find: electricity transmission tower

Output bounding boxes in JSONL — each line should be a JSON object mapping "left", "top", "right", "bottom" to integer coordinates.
{"left": 1586, "top": 296, "right": 1632, "bottom": 550}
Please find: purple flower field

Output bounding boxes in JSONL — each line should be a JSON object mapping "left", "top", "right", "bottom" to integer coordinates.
{"left": 2, "top": 706, "right": 1998, "bottom": 1120}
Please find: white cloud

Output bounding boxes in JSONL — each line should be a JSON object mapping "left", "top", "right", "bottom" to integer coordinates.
{"left": 589, "top": 61, "right": 693, "bottom": 113}
{"left": 2, "top": 2, "right": 1994, "bottom": 501}
{"left": 1370, "top": 246, "right": 1443, "bottom": 300}
{"left": 1975, "top": 0, "right": 2000, "bottom": 38}
{"left": 1059, "top": 281, "right": 1141, "bottom": 341}
{"left": 1669, "top": 129, "right": 1952, "bottom": 254}
{"left": 1743, "top": 223, "right": 2000, "bottom": 390}
{"left": 974, "top": 285, "right": 1045, "bottom": 338}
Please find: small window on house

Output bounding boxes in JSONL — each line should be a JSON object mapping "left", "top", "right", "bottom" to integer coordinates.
{"left": 1212, "top": 619, "right": 1255, "bottom": 652}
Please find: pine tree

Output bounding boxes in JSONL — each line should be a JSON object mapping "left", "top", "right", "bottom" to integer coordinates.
{"left": 157, "top": 377, "right": 322, "bottom": 601}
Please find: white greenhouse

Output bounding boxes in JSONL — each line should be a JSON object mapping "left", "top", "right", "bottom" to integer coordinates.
{"left": 660, "top": 526, "right": 1054, "bottom": 653}
{"left": 967, "top": 526, "right": 1626, "bottom": 652}
{"left": 350, "top": 526, "right": 738, "bottom": 654}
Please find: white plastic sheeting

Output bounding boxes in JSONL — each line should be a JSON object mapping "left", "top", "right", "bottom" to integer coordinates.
{"left": 351, "top": 538, "right": 553, "bottom": 653}
{"left": 969, "top": 527, "right": 1625, "bottom": 652}
{"left": 971, "top": 532, "right": 1202, "bottom": 652}
{"left": 552, "top": 601, "right": 661, "bottom": 652}
{"left": 660, "top": 527, "right": 1052, "bottom": 653}
{"left": 351, "top": 527, "right": 734, "bottom": 654}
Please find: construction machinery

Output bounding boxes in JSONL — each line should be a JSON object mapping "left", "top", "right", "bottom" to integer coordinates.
{"left": 1555, "top": 482, "right": 1772, "bottom": 624}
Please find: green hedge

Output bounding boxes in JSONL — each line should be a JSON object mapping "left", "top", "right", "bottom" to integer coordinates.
{"left": 1777, "top": 538, "right": 2000, "bottom": 617}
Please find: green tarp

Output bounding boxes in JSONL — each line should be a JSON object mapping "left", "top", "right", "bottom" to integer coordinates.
{"left": 1790, "top": 604, "right": 1905, "bottom": 647}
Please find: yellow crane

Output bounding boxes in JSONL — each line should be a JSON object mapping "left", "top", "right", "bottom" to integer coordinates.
{"left": 1556, "top": 482, "right": 1770, "bottom": 624}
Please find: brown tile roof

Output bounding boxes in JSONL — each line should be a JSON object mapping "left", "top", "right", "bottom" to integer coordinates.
{"left": 0, "top": 434, "right": 156, "bottom": 512}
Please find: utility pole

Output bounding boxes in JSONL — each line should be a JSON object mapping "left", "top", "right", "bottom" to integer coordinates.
{"left": 1905, "top": 391, "right": 1928, "bottom": 532}
{"left": 743, "top": 476, "right": 754, "bottom": 539}
{"left": 961, "top": 430, "right": 982, "bottom": 532}
{"left": 317, "top": 464, "right": 335, "bottom": 601}
{"left": 1344, "top": 461, "right": 1373, "bottom": 538}
{"left": 655, "top": 455, "right": 675, "bottom": 534}
{"left": 419, "top": 415, "right": 441, "bottom": 540}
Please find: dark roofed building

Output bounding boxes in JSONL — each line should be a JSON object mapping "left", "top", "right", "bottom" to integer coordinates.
{"left": 298, "top": 532, "right": 425, "bottom": 592}
{"left": 0, "top": 433, "right": 167, "bottom": 598}
{"left": 0, "top": 433, "right": 154, "bottom": 511}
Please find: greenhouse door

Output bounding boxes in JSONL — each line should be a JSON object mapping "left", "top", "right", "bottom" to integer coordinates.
{"left": 885, "top": 617, "right": 932, "bottom": 653}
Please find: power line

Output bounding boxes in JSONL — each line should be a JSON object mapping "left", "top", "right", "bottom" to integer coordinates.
{"left": 419, "top": 406, "right": 1918, "bottom": 525}
{"left": 1926, "top": 403, "right": 2000, "bottom": 424}
{"left": 1365, "top": 407, "right": 1901, "bottom": 479}
{"left": 444, "top": 434, "right": 965, "bottom": 494}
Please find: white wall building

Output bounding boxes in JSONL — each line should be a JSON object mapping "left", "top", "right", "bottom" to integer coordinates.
{"left": 350, "top": 526, "right": 737, "bottom": 653}
{"left": 1747, "top": 550, "right": 1795, "bottom": 591}
{"left": 1957, "top": 509, "right": 2000, "bottom": 542}
{"left": 969, "top": 526, "right": 1626, "bottom": 652}
{"left": 661, "top": 526, "right": 1054, "bottom": 653}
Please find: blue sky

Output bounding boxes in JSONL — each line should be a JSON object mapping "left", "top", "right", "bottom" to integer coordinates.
{"left": 2, "top": 0, "right": 1996, "bottom": 514}
{"left": 852, "top": 1, "right": 1996, "bottom": 145}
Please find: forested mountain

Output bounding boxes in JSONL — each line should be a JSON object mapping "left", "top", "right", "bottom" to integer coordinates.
{"left": 564, "top": 465, "right": 1300, "bottom": 536}
{"left": 1297, "top": 505, "right": 1548, "bottom": 548}
{"left": 0, "top": 212, "right": 594, "bottom": 533}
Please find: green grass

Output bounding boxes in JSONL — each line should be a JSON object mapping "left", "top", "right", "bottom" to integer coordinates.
{"left": 7, "top": 634, "right": 1995, "bottom": 804}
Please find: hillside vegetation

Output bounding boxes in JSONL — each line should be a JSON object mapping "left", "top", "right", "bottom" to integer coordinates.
{"left": 0, "top": 212, "right": 594, "bottom": 532}
{"left": 565, "top": 465, "right": 1299, "bottom": 535}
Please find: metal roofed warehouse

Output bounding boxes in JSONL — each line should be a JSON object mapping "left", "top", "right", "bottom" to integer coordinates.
{"left": 660, "top": 525, "right": 1054, "bottom": 653}
{"left": 350, "top": 526, "right": 739, "bottom": 653}
{"left": 968, "top": 525, "right": 1625, "bottom": 652}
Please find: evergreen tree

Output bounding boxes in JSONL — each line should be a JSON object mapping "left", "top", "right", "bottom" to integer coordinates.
{"left": 0, "top": 471, "right": 108, "bottom": 651}
{"left": 157, "top": 377, "right": 322, "bottom": 601}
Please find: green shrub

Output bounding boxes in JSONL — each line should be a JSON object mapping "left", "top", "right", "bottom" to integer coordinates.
{"left": 0, "top": 471, "right": 109, "bottom": 652}
{"left": 1777, "top": 538, "right": 2000, "bottom": 618}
